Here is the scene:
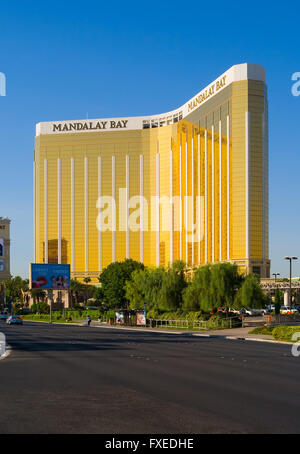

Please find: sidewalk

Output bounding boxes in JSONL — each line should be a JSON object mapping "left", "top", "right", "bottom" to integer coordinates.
{"left": 93, "top": 322, "right": 293, "bottom": 344}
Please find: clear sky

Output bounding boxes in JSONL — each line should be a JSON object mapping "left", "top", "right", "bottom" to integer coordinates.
{"left": 0, "top": 0, "right": 299, "bottom": 279}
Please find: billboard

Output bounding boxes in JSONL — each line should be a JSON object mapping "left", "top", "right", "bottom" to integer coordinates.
{"left": 137, "top": 313, "right": 146, "bottom": 326}
{"left": 30, "top": 264, "right": 70, "bottom": 289}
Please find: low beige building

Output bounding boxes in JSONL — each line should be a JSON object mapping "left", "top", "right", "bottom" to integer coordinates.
{"left": 0, "top": 217, "right": 11, "bottom": 281}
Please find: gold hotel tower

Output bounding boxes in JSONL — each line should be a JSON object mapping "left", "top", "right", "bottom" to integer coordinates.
{"left": 34, "top": 63, "right": 270, "bottom": 281}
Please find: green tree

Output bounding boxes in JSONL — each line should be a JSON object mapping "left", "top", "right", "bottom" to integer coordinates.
{"left": 1, "top": 276, "right": 29, "bottom": 304}
{"left": 183, "top": 263, "right": 243, "bottom": 312}
{"left": 125, "top": 268, "right": 148, "bottom": 309}
{"left": 31, "top": 301, "right": 50, "bottom": 314}
{"left": 93, "top": 286, "right": 105, "bottom": 306}
{"left": 99, "top": 259, "right": 145, "bottom": 309}
{"left": 83, "top": 277, "right": 92, "bottom": 304}
{"left": 30, "top": 288, "right": 46, "bottom": 304}
{"left": 70, "top": 279, "right": 84, "bottom": 306}
{"left": 274, "top": 288, "right": 282, "bottom": 314}
{"left": 182, "top": 265, "right": 213, "bottom": 312}
{"left": 210, "top": 263, "right": 243, "bottom": 308}
{"left": 235, "top": 274, "right": 266, "bottom": 309}
{"left": 157, "top": 261, "right": 187, "bottom": 311}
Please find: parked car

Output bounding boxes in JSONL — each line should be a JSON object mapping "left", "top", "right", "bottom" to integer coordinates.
{"left": 280, "top": 306, "right": 298, "bottom": 315}
{"left": 6, "top": 315, "right": 23, "bottom": 325}
{"left": 262, "top": 307, "right": 272, "bottom": 315}
{"left": 254, "top": 308, "right": 265, "bottom": 315}
{"left": 0, "top": 313, "right": 9, "bottom": 321}
{"left": 228, "top": 308, "right": 241, "bottom": 315}
{"left": 244, "top": 308, "right": 261, "bottom": 316}
{"left": 263, "top": 304, "right": 275, "bottom": 314}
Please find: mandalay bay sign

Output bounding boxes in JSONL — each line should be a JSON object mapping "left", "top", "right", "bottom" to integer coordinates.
{"left": 53, "top": 119, "right": 129, "bottom": 132}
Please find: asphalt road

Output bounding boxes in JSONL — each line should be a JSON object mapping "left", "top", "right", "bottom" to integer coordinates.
{"left": 0, "top": 321, "right": 300, "bottom": 434}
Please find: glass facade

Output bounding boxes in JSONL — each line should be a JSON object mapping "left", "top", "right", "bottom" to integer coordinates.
{"left": 34, "top": 63, "right": 270, "bottom": 281}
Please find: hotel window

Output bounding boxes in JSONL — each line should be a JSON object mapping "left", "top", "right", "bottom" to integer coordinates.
{"left": 252, "top": 266, "right": 261, "bottom": 278}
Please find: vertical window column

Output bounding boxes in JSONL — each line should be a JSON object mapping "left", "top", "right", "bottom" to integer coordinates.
{"left": 170, "top": 148, "right": 173, "bottom": 265}
{"left": 71, "top": 157, "right": 75, "bottom": 272}
{"left": 57, "top": 157, "right": 61, "bottom": 264}
{"left": 112, "top": 155, "right": 116, "bottom": 263}
{"left": 33, "top": 161, "right": 36, "bottom": 261}
{"left": 126, "top": 155, "right": 130, "bottom": 259}
{"left": 198, "top": 132, "right": 201, "bottom": 266}
{"left": 156, "top": 151, "right": 160, "bottom": 267}
{"left": 191, "top": 135, "right": 194, "bottom": 266}
{"left": 140, "top": 154, "right": 144, "bottom": 264}
{"left": 179, "top": 140, "right": 182, "bottom": 261}
{"left": 219, "top": 120, "right": 222, "bottom": 262}
{"left": 245, "top": 112, "right": 251, "bottom": 260}
{"left": 185, "top": 137, "right": 188, "bottom": 264}
{"left": 84, "top": 156, "right": 88, "bottom": 273}
{"left": 205, "top": 129, "right": 208, "bottom": 264}
{"left": 44, "top": 158, "right": 48, "bottom": 264}
{"left": 262, "top": 110, "right": 267, "bottom": 262}
{"left": 98, "top": 156, "right": 102, "bottom": 272}
{"left": 212, "top": 125, "right": 215, "bottom": 263}
{"left": 227, "top": 115, "right": 230, "bottom": 261}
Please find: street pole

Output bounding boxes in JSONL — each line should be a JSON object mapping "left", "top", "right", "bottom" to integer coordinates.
{"left": 144, "top": 302, "right": 147, "bottom": 326}
{"left": 4, "top": 284, "right": 6, "bottom": 310}
{"left": 47, "top": 289, "right": 53, "bottom": 324}
{"left": 284, "top": 257, "right": 298, "bottom": 309}
{"left": 290, "top": 259, "right": 292, "bottom": 308}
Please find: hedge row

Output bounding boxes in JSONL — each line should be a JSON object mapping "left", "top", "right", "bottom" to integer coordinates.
{"left": 24, "top": 309, "right": 115, "bottom": 322}
{"left": 251, "top": 325, "right": 300, "bottom": 342}
{"left": 272, "top": 326, "right": 300, "bottom": 342}
{"left": 147, "top": 310, "right": 242, "bottom": 329}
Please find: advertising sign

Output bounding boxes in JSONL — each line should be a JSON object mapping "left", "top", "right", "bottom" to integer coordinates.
{"left": 115, "top": 312, "right": 124, "bottom": 324}
{"left": 137, "top": 313, "right": 146, "bottom": 326}
{"left": 30, "top": 264, "right": 70, "bottom": 289}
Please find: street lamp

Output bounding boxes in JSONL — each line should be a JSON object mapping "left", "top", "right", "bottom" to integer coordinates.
{"left": 272, "top": 273, "right": 280, "bottom": 282}
{"left": 284, "top": 257, "right": 298, "bottom": 308}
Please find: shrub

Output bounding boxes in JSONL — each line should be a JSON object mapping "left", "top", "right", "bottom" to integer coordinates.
{"left": 271, "top": 326, "right": 300, "bottom": 341}
{"left": 249, "top": 326, "right": 274, "bottom": 335}
{"left": 206, "top": 313, "right": 242, "bottom": 329}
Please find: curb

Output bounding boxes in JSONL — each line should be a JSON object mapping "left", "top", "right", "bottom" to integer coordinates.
{"left": 23, "top": 320, "right": 84, "bottom": 326}
{"left": 0, "top": 344, "right": 12, "bottom": 361}
{"left": 21, "top": 320, "right": 296, "bottom": 345}
{"left": 224, "top": 335, "right": 294, "bottom": 345}
{"left": 243, "top": 337, "right": 294, "bottom": 345}
{"left": 94, "top": 324, "right": 188, "bottom": 335}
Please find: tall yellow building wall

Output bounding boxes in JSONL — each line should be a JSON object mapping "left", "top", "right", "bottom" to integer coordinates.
{"left": 34, "top": 66, "right": 270, "bottom": 280}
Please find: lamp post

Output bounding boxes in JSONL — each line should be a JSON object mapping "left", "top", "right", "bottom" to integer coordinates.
{"left": 272, "top": 273, "right": 280, "bottom": 282}
{"left": 284, "top": 257, "right": 298, "bottom": 308}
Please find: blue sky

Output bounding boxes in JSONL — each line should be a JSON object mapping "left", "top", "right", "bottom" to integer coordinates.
{"left": 0, "top": 0, "right": 299, "bottom": 278}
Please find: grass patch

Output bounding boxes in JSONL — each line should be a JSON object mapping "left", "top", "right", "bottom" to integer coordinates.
{"left": 250, "top": 325, "right": 300, "bottom": 342}
{"left": 22, "top": 315, "right": 78, "bottom": 324}
{"left": 249, "top": 326, "right": 274, "bottom": 335}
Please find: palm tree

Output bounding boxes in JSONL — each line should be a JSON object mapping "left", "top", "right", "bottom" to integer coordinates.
{"left": 83, "top": 277, "right": 92, "bottom": 305}
{"left": 30, "top": 288, "right": 46, "bottom": 304}
{"left": 70, "top": 279, "right": 83, "bottom": 306}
